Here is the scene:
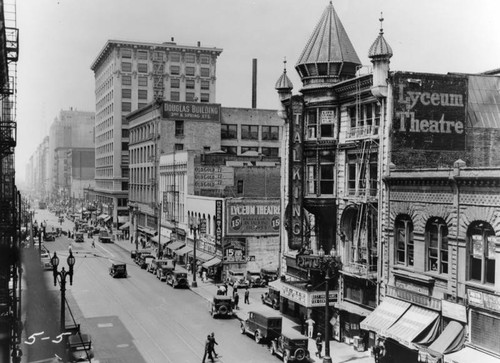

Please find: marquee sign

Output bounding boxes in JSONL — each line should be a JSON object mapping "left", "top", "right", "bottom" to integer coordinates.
{"left": 392, "top": 72, "right": 467, "bottom": 151}
{"left": 162, "top": 101, "right": 221, "bottom": 122}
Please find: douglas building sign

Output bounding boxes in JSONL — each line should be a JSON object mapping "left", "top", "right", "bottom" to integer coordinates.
{"left": 392, "top": 72, "right": 467, "bottom": 151}
{"left": 162, "top": 101, "right": 221, "bottom": 122}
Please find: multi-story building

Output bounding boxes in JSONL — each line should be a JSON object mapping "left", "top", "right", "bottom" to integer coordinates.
{"left": 277, "top": 3, "right": 500, "bottom": 363}
{"left": 90, "top": 39, "right": 222, "bottom": 227}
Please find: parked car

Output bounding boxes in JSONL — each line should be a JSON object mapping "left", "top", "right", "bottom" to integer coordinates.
{"left": 149, "top": 259, "right": 175, "bottom": 280}
{"left": 74, "top": 232, "right": 84, "bottom": 243}
{"left": 261, "top": 285, "right": 281, "bottom": 310}
{"left": 109, "top": 263, "right": 127, "bottom": 278}
{"left": 240, "top": 310, "right": 282, "bottom": 344}
{"left": 210, "top": 295, "right": 234, "bottom": 318}
{"left": 270, "top": 330, "right": 310, "bottom": 362}
{"left": 138, "top": 255, "right": 155, "bottom": 269}
{"left": 67, "top": 333, "right": 94, "bottom": 362}
{"left": 132, "top": 248, "right": 152, "bottom": 261}
{"left": 40, "top": 249, "right": 52, "bottom": 271}
{"left": 98, "top": 230, "right": 112, "bottom": 243}
{"left": 260, "top": 267, "right": 279, "bottom": 284}
{"left": 246, "top": 270, "right": 265, "bottom": 288}
{"left": 227, "top": 269, "right": 249, "bottom": 288}
{"left": 166, "top": 271, "right": 189, "bottom": 288}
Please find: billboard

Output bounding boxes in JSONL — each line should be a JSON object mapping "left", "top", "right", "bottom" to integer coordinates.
{"left": 226, "top": 199, "right": 280, "bottom": 236}
{"left": 392, "top": 72, "right": 467, "bottom": 151}
{"left": 162, "top": 101, "right": 221, "bottom": 122}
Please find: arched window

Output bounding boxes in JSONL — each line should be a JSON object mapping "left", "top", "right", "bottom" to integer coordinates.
{"left": 468, "top": 221, "right": 496, "bottom": 284}
{"left": 426, "top": 218, "right": 448, "bottom": 274}
{"left": 395, "top": 215, "right": 414, "bottom": 266}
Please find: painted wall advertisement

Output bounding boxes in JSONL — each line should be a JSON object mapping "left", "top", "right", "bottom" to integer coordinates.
{"left": 222, "top": 238, "right": 246, "bottom": 264}
{"left": 162, "top": 101, "right": 221, "bottom": 122}
{"left": 194, "top": 165, "right": 234, "bottom": 192}
{"left": 226, "top": 199, "right": 281, "bottom": 236}
{"left": 392, "top": 72, "right": 467, "bottom": 151}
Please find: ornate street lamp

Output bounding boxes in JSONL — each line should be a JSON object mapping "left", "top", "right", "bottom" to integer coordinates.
{"left": 189, "top": 215, "right": 199, "bottom": 288}
{"left": 51, "top": 251, "right": 75, "bottom": 333}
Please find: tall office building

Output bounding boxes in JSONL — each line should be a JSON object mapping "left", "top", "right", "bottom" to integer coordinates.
{"left": 90, "top": 39, "right": 223, "bottom": 227}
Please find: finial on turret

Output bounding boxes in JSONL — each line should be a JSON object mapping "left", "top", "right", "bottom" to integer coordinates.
{"left": 283, "top": 57, "right": 287, "bottom": 73}
{"left": 379, "top": 12, "right": 384, "bottom": 35}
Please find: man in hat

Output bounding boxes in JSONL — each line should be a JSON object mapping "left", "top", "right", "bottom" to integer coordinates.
{"left": 315, "top": 332, "right": 323, "bottom": 358}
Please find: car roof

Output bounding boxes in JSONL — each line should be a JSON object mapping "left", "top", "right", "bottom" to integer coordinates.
{"left": 249, "top": 309, "right": 282, "bottom": 318}
{"left": 281, "top": 330, "right": 307, "bottom": 340}
{"left": 213, "top": 295, "right": 232, "bottom": 301}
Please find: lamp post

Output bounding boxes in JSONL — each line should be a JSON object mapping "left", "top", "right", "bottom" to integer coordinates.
{"left": 317, "top": 246, "right": 340, "bottom": 363}
{"left": 189, "top": 215, "right": 199, "bottom": 288}
{"left": 51, "top": 251, "right": 75, "bottom": 334}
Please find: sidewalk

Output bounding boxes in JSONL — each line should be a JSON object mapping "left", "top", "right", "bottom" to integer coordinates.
{"left": 113, "top": 235, "right": 373, "bottom": 363}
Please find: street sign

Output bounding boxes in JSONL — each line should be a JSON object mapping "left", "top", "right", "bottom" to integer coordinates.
{"left": 296, "top": 255, "right": 323, "bottom": 270}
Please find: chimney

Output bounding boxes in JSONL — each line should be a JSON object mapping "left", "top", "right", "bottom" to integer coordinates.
{"left": 197, "top": 41, "right": 201, "bottom": 47}
{"left": 171, "top": 37, "right": 174, "bottom": 42}
{"left": 252, "top": 58, "right": 257, "bottom": 108}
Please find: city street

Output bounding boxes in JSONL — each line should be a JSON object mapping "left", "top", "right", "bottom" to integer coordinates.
{"left": 25, "top": 209, "right": 279, "bottom": 363}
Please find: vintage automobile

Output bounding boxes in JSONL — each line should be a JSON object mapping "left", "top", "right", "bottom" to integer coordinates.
{"left": 166, "top": 271, "right": 189, "bottom": 288}
{"left": 40, "top": 249, "right": 52, "bottom": 271}
{"left": 209, "top": 295, "right": 234, "bottom": 318}
{"left": 261, "top": 285, "right": 281, "bottom": 310}
{"left": 227, "top": 269, "right": 249, "bottom": 288}
{"left": 74, "top": 232, "right": 84, "bottom": 243}
{"left": 43, "top": 226, "right": 58, "bottom": 241}
{"left": 67, "top": 333, "right": 94, "bottom": 362}
{"left": 260, "top": 267, "right": 279, "bottom": 284}
{"left": 137, "top": 255, "right": 155, "bottom": 270}
{"left": 98, "top": 229, "right": 112, "bottom": 243}
{"left": 132, "top": 248, "right": 152, "bottom": 260}
{"left": 240, "top": 310, "right": 282, "bottom": 344}
{"left": 109, "top": 263, "right": 127, "bottom": 278}
{"left": 270, "top": 330, "right": 310, "bottom": 362}
{"left": 150, "top": 259, "right": 175, "bottom": 281}
{"left": 246, "top": 270, "right": 265, "bottom": 288}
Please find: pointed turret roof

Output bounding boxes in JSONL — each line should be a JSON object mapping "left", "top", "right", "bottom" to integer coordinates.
{"left": 368, "top": 13, "right": 393, "bottom": 60}
{"left": 275, "top": 59, "right": 294, "bottom": 92}
{"left": 296, "top": 2, "right": 361, "bottom": 84}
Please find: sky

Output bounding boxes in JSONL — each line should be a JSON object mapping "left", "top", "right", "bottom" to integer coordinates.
{"left": 15, "top": 0, "right": 500, "bottom": 183}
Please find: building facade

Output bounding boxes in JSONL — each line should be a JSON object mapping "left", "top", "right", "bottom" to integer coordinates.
{"left": 90, "top": 39, "right": 222, "bottom": 227}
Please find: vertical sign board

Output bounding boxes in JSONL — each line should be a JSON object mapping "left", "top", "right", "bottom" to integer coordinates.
{"left": 226, "top": 199, "right": 281, "bottom": 236}
{"left": 392, "top": 72, "right": 467, "bottom": 151}
{"left": 215, "top": 200, "right": 223, "bottom": 246}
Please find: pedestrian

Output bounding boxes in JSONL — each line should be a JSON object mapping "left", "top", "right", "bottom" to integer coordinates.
{"left": 315, "top": 332, "right": 323, "bottom": 358}
{"left": 244, "top": 287, "right": 250, "bottom": 304}
{"left": 202, "top": 334, "right": 214, "bottom": 363}
{"left": 233, "top": 286, "right": 238, "bottom": 297}
{"left": 91, "top": 238, "right": 95, "bottom": 248}
{"left": 233, "top": 292, "right": 240, "bottom": 310}
{"left": 305, "top": 317, "right": 315, "bottom": 338}
{"left": 202, "top": 270, "right": 207, "bottom": 283}
{"left": 223, "top": 282, "right": 228, "bottom": 296}
{"left": 209, "top": 332, "right": 218, "bottom": 358}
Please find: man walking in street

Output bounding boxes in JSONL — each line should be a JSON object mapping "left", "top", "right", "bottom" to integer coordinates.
{"left": 202, "top": 334, "right": 214, "bottom": 363}
{"left": 209, "top": 332, "right": 218, "bottom": 359}
{"left": 244, "top": 287, "right": 250, "bottom": 304}
{"left": 233, "top": 292, "right": 240, "bottom": 310}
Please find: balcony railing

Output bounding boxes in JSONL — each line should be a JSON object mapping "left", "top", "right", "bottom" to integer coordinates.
{"left": 342, "top": 261, "right": 377, "bottom": 279}
{"left": 346, "top": 125, "right": 379, "bottom": 139}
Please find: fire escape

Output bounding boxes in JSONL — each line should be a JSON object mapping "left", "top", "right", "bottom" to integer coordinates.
{"left": 0, "top": 0, "right": 20, "bottom": 361}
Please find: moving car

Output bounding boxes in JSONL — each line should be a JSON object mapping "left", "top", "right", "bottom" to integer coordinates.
{"left": 270, "top": 330, "right": 310, "bottom": 362}
{"left": 98, "top": 229, "right": 112, "bottom": 243}
{"left": 261, "top": 285, "right": 281, "bottom": 310}
{"left": 67, "top": 333, "right": 94, "bottom": 362}
{"left": 210, "top": 295, "right": 234, "bottom": 318}
{"left": 109, "top": 263, "right": 127, "bottom": 278}
{"left": 74, "top": 232, "right": 84, "bottom": 243}
{"left": 166, "top": 271, "right": 189, "bottom": 288}
{"left": 240, "top": 310, "right": 282, "bottom": 344}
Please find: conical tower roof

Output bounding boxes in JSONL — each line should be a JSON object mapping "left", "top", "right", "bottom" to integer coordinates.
{"left": 296, "top": 2, "right": 361, "bottom": 84}
{"left": 368, "top": 14, "right": 393, "bottom": 60}
{"left": 275, "top": 63, "right": 294, "bottom": 92}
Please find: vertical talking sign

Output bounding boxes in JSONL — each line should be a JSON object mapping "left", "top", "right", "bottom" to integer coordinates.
{"left": 392, "top": 72, "right": 467, "bottom": 151}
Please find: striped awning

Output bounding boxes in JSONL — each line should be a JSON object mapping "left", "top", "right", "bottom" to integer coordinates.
{"left": 360, "top": 297, "right": 411, "bottom": 334}
{"left": 188, "top": 250, "right": 213, "bottom": 262}
{"left": 202, "top": 257, "right": 222, "bottom": 268}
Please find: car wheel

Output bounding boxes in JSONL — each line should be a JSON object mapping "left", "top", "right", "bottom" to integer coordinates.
{"left": 254, "top": 330, "right": 262, "bottom": 344}
{"left": 240, "top": 323, "right": 245, "bottom": 334}
{"left": 295, "top": 348, "right": 306, "bottom": 361}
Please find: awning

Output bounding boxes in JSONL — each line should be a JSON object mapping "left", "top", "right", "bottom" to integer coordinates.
{"left": 360, "top": 297, "right": 411, "bottom": 334}
{"left": 444, "top": 346, "right": 500, "bottom": 363}
{"left": 202, "top": 257, "right": 222, "bottom": 268}
{"left": 188, "top": 250, "right": 213, "bottom": 262}
{"left": 103, "top": 215, "right": 112, "bottom": 222}
{"left": 138, "top": 226, "right": 156, "bottom": 236}
{"left": 334, "top": 300, "right": 372, "bottom": 317}
{"left": 385, "top": 305, "right": 440, "bottom": 348}
{"left": 175, "top": 246, "right": 193, "bottom": 255}
{"left": 97, "top": 214, "right": 108, "bottom": 220}
{"left": 166, "top": 241, "right": 185, "bottom": 251}
{"left": 151, "top": 235, "right": 170, "bottom": 245}
{"left": 419, "top": 321, "right": 465, "bottom": 361}
{"left": 119, "top": 222, "right": 130, "bottom": 230}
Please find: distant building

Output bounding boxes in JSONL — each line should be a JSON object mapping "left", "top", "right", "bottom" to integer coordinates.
{"left": 90, "top": 39, "right": 223, "bottom": 227}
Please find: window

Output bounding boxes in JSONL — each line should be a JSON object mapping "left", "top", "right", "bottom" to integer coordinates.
{"left": 138, "top": 63, "right": 148, "bottom": 73}
{"left": 170, "top": 65, "right": 180, "bottom": 75}
{"left": 347, "top": 152, "right": 378, "bottom": 197}
{"left": 122, "top": 102, "right": 131, "bottom": 112}
{"left": 200, "top": 55, "right": 210, "bottom": 64}
{"left": 121, "top": 49, "right": 132, "bottom": 58}
{"left": 262, "top": 126, "right": 279, "bottom": 140}
{"left": 138, "top": 89, "right": 147, "bottom": 100}
{"left": 395, "top": 215, "right": 414, "bottom": 266}
{"left": 170, "top": 91, "right": 180, "bottom": 101}
{"left": 175, "top": 143, "right": 184, "bottom": 151}
{"left": 241, "top": 146, "right": 258, "bottom": 154}
{"left": 122, "top": 75, "right": 132, "bottom": 86}
{"left": 201, "top": 67, "right": 210, "bottom": 77}
{"left": 121, "top": 62, "right": 132, "bottom": 72}
{"left": 426, "top": 218, "right": 448, "bottom": 274}
{"left": 468, "top": 222, "right": 495, "bottom": 284}
{"left": 348, "top": 103, "right": 381, "bottom": 138}
{"left": 221, "top": 124, "right": 237, "bottom": 139}
{"left": 320, "top": 108, "right": 336, "bottom": 138}
{"left": 175, "top": 120, "right": 184, "bottom": 136}
{"left": 171, "top": 79, "right": 180, "bottom": 89}
{"left": 261, "top": 147, "right": 279, "bottom": 157}
{"left": 186, "top": 79, "right": 195, "bottom": 89}
{"left": 186, "top": 66, "right": 195, "bottom": 76}
{"left": 200, "top": 93, "right": 210, "bottom": 102}
{"left": 122, "top": 89, "right": 131, "bottom": 99}
{"left": 153, "top": 51, "right": 164, "bottom": 61}
{"left": 138, "top": 76, "right": 148, "bottom": 87}
{"left": 241, "top": 125, "right": 258, "bottom": 140}
{"left": 319, "top": 150, "right": 335, "bottom": 195}
{"left": 170, "top": 53, "right": 181, "bottom": 62}
{"left": 185, "top": 54, "right": 196, "bottom": 63}
{"left": 186, "top": 92, "right": 195, "bottom": 101}
{"left": 222, "top": 146, "right": 237, "bottom": 155}
{"left": 306, "top": 110, "right": 317, "bottom": 139}
{"left": 137, "top": 50, "right": 148, "bottom": 60}
{"left": 307, "top": 164, "right": 316, "bottom": 194}
{"left": 237, "top": 180, "right": 244, "bottom": 194}
{"left": 201, "top": 80, "right": 210, "bottom": 90}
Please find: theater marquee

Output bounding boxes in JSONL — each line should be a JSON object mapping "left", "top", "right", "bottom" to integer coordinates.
{"left": 392, "top": 72, "right": 467, "bottom": 151}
